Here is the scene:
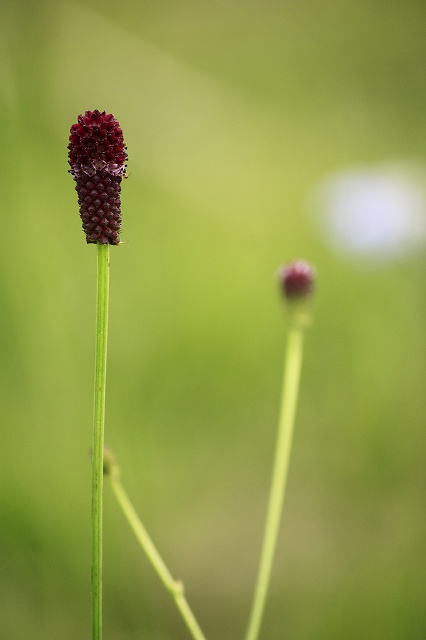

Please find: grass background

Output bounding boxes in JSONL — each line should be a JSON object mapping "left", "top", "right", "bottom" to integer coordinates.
{"left": 1, "top": 0, "right": 425, "bottom": 638}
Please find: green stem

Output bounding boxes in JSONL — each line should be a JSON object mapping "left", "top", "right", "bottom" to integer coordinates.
{"left": 245, "top": 324, "right": 305, "bottom": 640}
{"left": 92, "top": 243, "right": 110, "bottom": 640}
{"left": 108, "top": 473, "right": 207, "bottom": 640}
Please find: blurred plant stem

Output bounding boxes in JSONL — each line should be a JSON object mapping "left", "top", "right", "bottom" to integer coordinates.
{"left": 105, "top": 457, "right": 207, "bottom": 640}
{"left": 245, "top": 323, "right": 305, "bottom": 640}
{"left": 92, "top": 244, "right": 110, "bottom": 640}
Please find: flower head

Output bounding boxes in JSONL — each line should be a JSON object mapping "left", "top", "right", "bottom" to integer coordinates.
{"left": 68, "top": 110, "right": 127, "bottom": 245}
{"left": 277, "top": 261, "right": 315, "bottom": 301}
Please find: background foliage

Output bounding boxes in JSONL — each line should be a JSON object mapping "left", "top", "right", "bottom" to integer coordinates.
{"left": 1, "top": 0, "right": 425, "bottom": 638}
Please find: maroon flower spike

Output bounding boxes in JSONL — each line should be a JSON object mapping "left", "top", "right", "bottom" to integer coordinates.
{"left": 68, "top": 110, "right": 127, "bottom": 245}
{"left": 278, "top": 260, "right": 315, "bottom": 300}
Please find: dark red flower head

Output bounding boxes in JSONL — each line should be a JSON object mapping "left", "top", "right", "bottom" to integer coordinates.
{"left": 277, "top": 261, "right": 315, "bottom": 300}
{"left": 68, "top": 110, "right": 127, "bottom": 245}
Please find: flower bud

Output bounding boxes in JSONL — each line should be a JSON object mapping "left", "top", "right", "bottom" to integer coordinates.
{"left": 68, "top": 110, "right": 127, "bottom": 245}
{"left": 277, "top": 261, "right": 315, "bottom": 300}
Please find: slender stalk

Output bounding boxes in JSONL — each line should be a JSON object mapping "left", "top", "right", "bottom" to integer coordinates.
{"left": 108, "top": 472, "right": 207, "bottom": 640}
{"left": 245, "top": 324, "right": 305, "bottom": 640}
{"left": 92, "top": 243, "right": 110, "bottom": 640}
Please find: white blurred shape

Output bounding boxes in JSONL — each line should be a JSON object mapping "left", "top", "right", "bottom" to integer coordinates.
{"left": 312, "top": 164, "right": 426, "bottom": 260}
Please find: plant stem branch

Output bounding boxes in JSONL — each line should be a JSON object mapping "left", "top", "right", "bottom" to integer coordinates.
{"left": 245, "top": 324, "right": 305, "bottom": 640}
{"left": 108, "top": 474, "right": 207, "bottom": 640}
{"left": 92, "top": 243, "right": 110, "bottom": 640}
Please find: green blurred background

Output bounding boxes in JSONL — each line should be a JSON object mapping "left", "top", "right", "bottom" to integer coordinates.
{"left": 1, "top": 0, "right": 425, "bottom": 638}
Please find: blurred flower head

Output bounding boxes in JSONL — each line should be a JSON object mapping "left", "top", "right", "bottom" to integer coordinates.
{"left": 311, "top": 163, "right": 426, "bottom": 261}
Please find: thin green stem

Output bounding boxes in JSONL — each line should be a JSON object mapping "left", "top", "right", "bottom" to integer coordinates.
{"left": 245, "top": 324, "right": 305, "bottom": 640}
{"left": 108, "top": 473, "right": 207, "bottom": 640}
{"left": 92, "top": 243, "right": 110, "bottom": 640}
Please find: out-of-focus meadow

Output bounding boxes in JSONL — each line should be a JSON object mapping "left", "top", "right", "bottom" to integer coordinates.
{"left": 1, "top": 0, "right": 426, "bottom": 638}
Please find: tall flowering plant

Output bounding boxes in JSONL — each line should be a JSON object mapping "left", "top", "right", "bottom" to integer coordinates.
{"left": 68, "top": 110, "right": 127, "bottom": 640}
